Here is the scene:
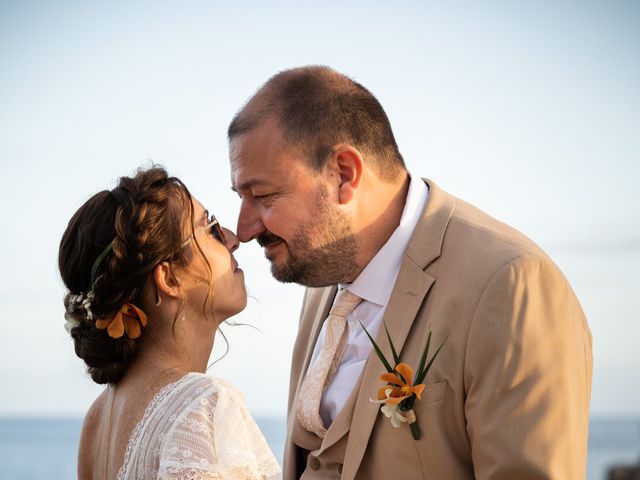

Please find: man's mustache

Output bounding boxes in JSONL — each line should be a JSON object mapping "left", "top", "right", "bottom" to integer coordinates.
{"left": 257, "top": 231, "right": 283, "bottom": 248}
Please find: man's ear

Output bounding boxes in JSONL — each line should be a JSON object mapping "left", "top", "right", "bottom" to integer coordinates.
{"left": 329, "top": 146, "right": 363, "bottom": 204}
{"left": 153, "top": 261, "right": 181, "bottom": 301}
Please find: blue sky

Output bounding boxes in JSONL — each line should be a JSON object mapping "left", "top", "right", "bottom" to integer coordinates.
{"left": 0, "top": 1, "right": 638, "bottom": 418}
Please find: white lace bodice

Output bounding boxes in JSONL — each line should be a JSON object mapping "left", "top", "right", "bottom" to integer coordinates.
{"left": 116, "top": 373, "right": 281, "bottom": 480}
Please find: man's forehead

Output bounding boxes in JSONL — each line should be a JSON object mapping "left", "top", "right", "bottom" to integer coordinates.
{"left": 230, "top": 131, "right": 305, "bottom": 191}
{"left": 229, "top": 141, "right": 280, "bottom": 190}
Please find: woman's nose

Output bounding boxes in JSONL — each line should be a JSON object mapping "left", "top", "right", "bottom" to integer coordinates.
{"left": 222, "top": 227, "right": 240, "bottom": 253}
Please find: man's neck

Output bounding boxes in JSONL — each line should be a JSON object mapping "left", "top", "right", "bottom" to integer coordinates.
{"left": 351, "top": 171, "right": 410, "bottom": 281}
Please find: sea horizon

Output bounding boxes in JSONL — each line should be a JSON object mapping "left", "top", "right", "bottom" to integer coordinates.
{"left": 0, "top": 415, "right": 638, "bottom": 479}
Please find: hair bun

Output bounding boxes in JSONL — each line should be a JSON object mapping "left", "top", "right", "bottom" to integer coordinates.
{"left": 70, "top": 321, "right": 138, "bottom": 384}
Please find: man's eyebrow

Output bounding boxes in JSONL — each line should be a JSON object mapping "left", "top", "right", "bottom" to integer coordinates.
{"left": 231, "top": 178, "right": 273, "bottom": 192}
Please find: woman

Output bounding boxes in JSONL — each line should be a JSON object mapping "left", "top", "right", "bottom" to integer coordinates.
{"left": 59, "top": 166, "right": 280, "bottom": 479}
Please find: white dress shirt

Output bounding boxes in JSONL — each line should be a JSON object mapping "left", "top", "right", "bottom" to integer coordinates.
{"left": 309, "top": 174, "right": 429, "bottom": 426}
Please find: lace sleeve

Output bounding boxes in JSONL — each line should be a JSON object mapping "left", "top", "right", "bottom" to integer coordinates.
{"left": 157, "top": 379, "right": 281, "bottom": 480}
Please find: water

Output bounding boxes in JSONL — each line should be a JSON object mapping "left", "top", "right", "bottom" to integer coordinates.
{"left": 586, "top": 417, "right": 640, "bottom": 480}
{"left": 0, "top": 416, "right": 637, "bottom": 479}
{"left": 0, "top": 416, "right": 286, "bottom": 480}
{"left": 0, "top": 418, "right": 79, "bottom": 479}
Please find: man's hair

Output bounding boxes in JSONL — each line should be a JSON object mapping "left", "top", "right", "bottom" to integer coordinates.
{"left": 228, "top": 66, "right": 405, "bottom": 180}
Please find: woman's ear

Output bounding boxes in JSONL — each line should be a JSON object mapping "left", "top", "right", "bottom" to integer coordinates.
{"left": 330, "top": 146, "right": 364, "bottom": 204}
{"left": 153, "top": 262, "right": 181, "bottom": 302}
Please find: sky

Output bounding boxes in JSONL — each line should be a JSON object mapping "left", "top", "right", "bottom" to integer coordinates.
{"left": 0, "top": 1, "right": 638, "bottom": 419}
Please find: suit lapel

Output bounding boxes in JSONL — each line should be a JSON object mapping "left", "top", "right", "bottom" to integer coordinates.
{"left": 341, "top": 259, "right": 435, "bottom": 480}
{"left": 341, "top": 179, "right": 456, "bottom": 480}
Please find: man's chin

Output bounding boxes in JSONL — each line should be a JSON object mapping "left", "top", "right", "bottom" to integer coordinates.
{"left": 269, "top": 257, "right": 306, "bottom": 285}
{"left": 269, "top": 259, "right": 330, "bottom": 287}
{"left": 270, "top": 263, "right": 296, "bottom": 284}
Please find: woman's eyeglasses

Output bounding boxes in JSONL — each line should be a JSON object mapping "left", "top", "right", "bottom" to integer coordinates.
{"left": 182, "top": 212, "right": 227, "bottom": 248}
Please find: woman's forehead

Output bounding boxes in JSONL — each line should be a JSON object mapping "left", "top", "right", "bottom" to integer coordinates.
{"left": 190, "top": 198, "right": 208, "bottom": 223}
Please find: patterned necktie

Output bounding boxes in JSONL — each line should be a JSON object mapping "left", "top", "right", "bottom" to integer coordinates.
{"left": 296, "top": 288, "right": 363, "bottom": 438}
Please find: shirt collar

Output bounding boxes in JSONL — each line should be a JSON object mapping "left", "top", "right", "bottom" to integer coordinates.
{"left": 342, "top": 174, "right": 429, "bottom": 306}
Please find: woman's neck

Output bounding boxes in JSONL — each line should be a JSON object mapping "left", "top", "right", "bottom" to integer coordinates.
{"left": 121, "top": 308, "right": 218, "bottom": 387}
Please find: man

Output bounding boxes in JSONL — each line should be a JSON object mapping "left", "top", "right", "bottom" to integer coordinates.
{"left": 228, "top": 66, "right": 592, "bottom": 479}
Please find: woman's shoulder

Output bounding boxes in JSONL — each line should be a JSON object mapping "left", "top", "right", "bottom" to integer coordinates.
{"left": 78, "top": 388, "right": 111, "bottom": 478}
{"left": 157, "top": 375, "right": 246, "bottom": 462}
{"left": 176, "top": 372, "right": 242, "bottom": 394}
{"left": 174, "top": 373, "right": 247, "bottom": 410}
{"left": 83, "top": 388, "right": 109, "bottom": 427}
{"left": 158, "top": 374, "right": 281, "bottom": 479}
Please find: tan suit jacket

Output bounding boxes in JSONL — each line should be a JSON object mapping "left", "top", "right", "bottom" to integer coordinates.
{"left": 284, "top": 179, "right": 592, "bottom": 480}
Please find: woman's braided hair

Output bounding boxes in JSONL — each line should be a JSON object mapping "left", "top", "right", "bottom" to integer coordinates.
{"left": 59, "top": 166, "right": 199, "bottom": 385}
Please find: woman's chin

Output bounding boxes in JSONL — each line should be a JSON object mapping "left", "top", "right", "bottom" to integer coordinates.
{"left": 237, "top": 294, "right": 248, "bottom": 314}
{"left": 215, "top": 294, "right": 248, "bottom": 320}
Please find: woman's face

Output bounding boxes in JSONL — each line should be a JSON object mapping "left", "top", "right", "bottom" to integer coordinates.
{"left": 182, "top": 198, "right": 247, "bottom": 321}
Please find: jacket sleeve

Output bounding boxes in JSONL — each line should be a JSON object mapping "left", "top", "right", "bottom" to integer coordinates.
{"left": 464, "top": 254, "right": 592, "bottom": 480}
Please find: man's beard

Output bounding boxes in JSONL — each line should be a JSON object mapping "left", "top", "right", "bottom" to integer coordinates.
{"left": 258, "top": 192, "right": 359, "bottom": 287}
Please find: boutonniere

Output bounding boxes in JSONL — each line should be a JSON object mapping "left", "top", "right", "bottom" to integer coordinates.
{"left": 361, "top": 322, "right": 445, "bottom": 440}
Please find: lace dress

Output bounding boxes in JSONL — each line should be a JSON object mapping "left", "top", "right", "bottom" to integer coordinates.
{"left": 116, "top": 373, "right": 281, "bottom": 480}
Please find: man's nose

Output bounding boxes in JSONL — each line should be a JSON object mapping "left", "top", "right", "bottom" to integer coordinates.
{"left": 236, "top": 199, "right": 265, "bottom": 243}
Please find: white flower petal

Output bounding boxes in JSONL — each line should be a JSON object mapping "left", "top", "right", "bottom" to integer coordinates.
{"left": 381, "top": 404, "right": 395, "bottom": 418}
{"left": 64, "top": 314, "right": 80, "bottom": 333}
{"left": 390, "top": 411, "right": 403, "bottom": 428}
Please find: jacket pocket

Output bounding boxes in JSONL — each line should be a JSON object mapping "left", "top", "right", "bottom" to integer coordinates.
{"left": 419, "top": 381, "right": 447, "bottom": 404}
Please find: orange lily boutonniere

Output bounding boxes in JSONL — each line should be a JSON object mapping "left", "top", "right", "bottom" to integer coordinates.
{"left": 361, "top": 322, "right": 445, "bottom": 440}
{"left": 95, "top": 303, "right": 148, "bottom": 339}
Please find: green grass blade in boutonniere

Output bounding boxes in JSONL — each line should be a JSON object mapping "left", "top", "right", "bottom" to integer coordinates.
{"left": 359, "top": 322, "right": 394, "bottom": 373}
{"left": 383, "top": 323, "right": 401, "bottom": 366}
{"left": 414, "top": 330, "right": 432, "bottom": 385}
{"left": 416, "top": 335, "right": 447, "bottom": 385}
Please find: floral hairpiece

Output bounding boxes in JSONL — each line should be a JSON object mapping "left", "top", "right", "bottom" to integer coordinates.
{"left": 63, "top": 240, "right": 112, "bottom": 333}
{"left": 64, "top": 314, "right": 80, "bottom": 334}
{"left": 64, "top": 239, "right": 149, "bottom": 339}
{"left": 64, "top": 290, "right": 95, "bottom": 333}
{"left": 95, "top": 303, "right": 148, "bottom": 339}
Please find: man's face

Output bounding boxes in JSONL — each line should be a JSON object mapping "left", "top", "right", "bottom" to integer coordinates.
{"left": 229, "top": 118, "right": 358, "bottom": 287}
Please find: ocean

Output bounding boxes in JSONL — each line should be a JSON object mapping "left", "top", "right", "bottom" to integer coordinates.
{"left": 0, "top": 416, "right": 637, "bottom": 479}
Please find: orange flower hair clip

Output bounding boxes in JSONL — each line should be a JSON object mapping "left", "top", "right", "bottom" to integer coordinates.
{"left": 95, "top": 303, "right": 148, "bottom": 339}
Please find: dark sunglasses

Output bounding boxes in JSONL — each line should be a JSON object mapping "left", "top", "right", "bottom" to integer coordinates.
{"left": 182, "top": 211, "right": 227, "bottom": 248}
